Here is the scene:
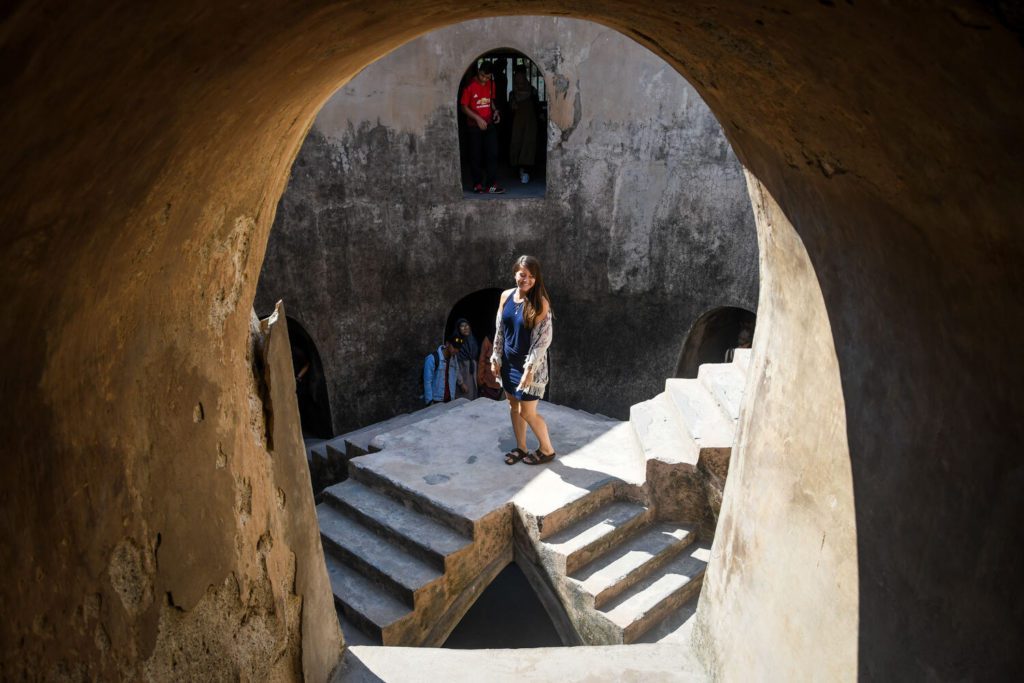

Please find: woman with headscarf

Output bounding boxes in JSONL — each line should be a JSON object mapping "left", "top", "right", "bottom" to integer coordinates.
{"left": 454, "top": 318, "right": 479, "bottom": 400}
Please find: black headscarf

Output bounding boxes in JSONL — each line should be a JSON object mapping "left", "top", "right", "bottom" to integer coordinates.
{"left": 453, "top": 318, "right": 479, "bottom": 361}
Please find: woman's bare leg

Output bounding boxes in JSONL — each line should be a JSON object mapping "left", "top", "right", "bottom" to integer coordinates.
{"left": 507, "top": 395, "right": 528, "bottom": 451}
{"left": 518, "top": 400, "right": 554, "bottom": 455}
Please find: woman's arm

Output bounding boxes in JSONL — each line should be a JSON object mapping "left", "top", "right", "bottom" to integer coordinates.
{"left": 523, "top": 298, "right": 553, "bottom": 373}
{"left": 490, "top": 289, "right": 514, "bottom": 368}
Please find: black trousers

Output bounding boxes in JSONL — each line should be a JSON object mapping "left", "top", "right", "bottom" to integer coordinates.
{"left": 468, "top": 124, "right": 498, "bottom": 187}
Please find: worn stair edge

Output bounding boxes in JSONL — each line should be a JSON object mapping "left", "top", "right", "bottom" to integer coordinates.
{"left": 348, "top": 462, "right": 476, "bottom": 538}
{"left": 317, "top": 503, "right": 442, "bottom": 606}
{"left": 600, "top": 542, "right": 711, "bottom": 644}
{"left": 322, "top": 551, "right": 411, "bottom": 643}
{"left": 543, "top": 501, "right": 651, "bottom": 576}
{"left": 322, "top": 480, "right": 472, "bottom": 572}
{"left": 663, "top": 378, "right": 735, "bottom": 448}
{"left": 337, "top": 608, "right": 382, "bottom": 647}
{"left": 630, "top": 393, "right": 699, "bottom": 466}
{"left": 731, "top": 347, "right": 752, "bottom": 372}
{"left": 634, "top": 596, "right": 698, "bottom": 644}
{"left": 535, "top": 481, "right": 621, "bottom": 541}
{"left": 570, "top": 522, "right": 696, "bottom": 610}
{"left": 697, "top": 362, "right": 746, "bottom": 422}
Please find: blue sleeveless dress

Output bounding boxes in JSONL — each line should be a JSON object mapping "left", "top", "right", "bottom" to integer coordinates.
{"left": 500, "top": 294, "right": 539, "bottom": 401}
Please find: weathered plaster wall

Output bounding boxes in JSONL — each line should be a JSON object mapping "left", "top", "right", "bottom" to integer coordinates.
{"left": 693, "top": 173, "right": 857, "bottom": 679}
{"left": 2, "top": 2, "right": 1022, "bottom": 680}
{"left": 255, "top": 16, "right": 759, "bottom": 432}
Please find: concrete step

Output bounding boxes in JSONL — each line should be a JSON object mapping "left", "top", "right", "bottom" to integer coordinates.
{"left": 633, "top": 596, "right": 698, "bottom": 644}
{"left": 337, "top": 608, "right": 382, "bottom": 647}
{"left": 629, "top": 393, "right": 696, "bottom": 466}
{"left": 535, "top": 482, "right": 620, "bottom": 541}
{"left": 339, "top": 399, "right": 470, "bottom": 457}
{"left": 543, "top": 501, "right": 651, "bottom": 575}
{"left": 348, "top": 460, "right": 476, "bottom": 538}
{"left": 322, "top": 550, "right": 411, "bottom": 644}
{"left": 599, "top": 541, "right": 711, "bottom": 643}
{"left": 317, "top": 503, "right": 442, "bottom": 606}
{"left": 664, "top": 378, "right": 734, "bottom": 449}
{"left": 569, "top": 522, "right": 696, "bottom": 609}
{"left": 697, "top": 362, "right": 745, "bottom": 422}
{"left": 322, "top": 479, "right": 472, "bottom": 572}
{"left": 730, "top": 347, "right": 752, "bottom": 373}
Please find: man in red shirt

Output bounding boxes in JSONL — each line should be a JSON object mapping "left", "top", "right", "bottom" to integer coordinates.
{"left": 460, "top": 62, "right": 505, "bottom": 194}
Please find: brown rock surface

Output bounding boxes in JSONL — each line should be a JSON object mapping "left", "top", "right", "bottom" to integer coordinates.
{"left": 1, "top": 2, "right": 1021, "bottom": 680}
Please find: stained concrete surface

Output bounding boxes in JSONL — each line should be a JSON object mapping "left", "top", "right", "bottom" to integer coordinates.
{"left": 335, "top": 643, "right": 706, "bottom": 682}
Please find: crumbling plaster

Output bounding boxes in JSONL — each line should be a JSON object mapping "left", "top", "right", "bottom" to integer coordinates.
{"left": 1, "top": 1, "right": 1022, "bottom": 681}
{"left": 255, "top": 16, "right": 759, "bottom": 431}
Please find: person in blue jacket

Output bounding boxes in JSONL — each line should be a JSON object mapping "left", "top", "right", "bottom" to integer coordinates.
{"left": 423, "top": 333, "right": 464, "bottom": 405}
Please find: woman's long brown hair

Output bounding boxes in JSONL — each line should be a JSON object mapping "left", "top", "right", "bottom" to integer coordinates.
{"left": 514, "top": 255, "right": 551, "bottom": 329}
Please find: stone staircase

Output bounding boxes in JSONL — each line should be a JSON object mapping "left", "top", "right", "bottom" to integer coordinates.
{"left": 317, "top": 476, "right": 475, "bottom": 645}
{"left": 519, "top": 350, "right": 748, "bottom": 644}
{"left": 306, "top": 399, "right": 469, "bottom": 495}
{"left": 313, "top": 351, "right": 749, "bottom": 647}
{"left": 525, "top": 486, "right": 711, "bottom": 644}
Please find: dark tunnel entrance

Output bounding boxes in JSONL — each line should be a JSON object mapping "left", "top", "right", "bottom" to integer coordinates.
{"left": 442, "top": 563, "right": 563, "bottom": 649}
{"left": 676, "top": 306, "right": 756, "bottom": 378}
{"left": 445, "top": 288, "right": 503, "bottom": 351}
{"left": 287, "top": 316, "right": 334, "bottom": 439}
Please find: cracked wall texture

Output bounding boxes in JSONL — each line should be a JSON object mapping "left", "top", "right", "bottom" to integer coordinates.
{"left": 255, "top": 17, "right": 759, "bottom": 431}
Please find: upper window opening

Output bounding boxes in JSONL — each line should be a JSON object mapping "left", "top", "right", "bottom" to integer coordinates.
{"left": 457, "top": 49, "right": 547, "bottom": 199}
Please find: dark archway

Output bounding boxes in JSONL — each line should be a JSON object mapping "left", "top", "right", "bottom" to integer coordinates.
{"left": 457, "top": 49, "right": 547, "bottom": 198}
{"left": 676, "top": 307, "right": 756, "bottom": 378}
{"left": 286, "top": 316, "right": 334, "bottom": 439}
{"left": 445, "top": 287, "right": 503, "bottom": 350}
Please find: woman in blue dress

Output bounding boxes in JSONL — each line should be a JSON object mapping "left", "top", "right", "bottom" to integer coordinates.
{"left": 489, "top": 255, "right": 556, "bottom": 465}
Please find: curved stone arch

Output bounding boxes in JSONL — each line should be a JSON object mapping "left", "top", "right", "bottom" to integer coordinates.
{"left": 1, "top": 4, "right": 1020, "bottom": 682}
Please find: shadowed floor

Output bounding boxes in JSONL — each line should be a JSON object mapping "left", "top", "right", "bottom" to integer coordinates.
{"left": 443, "top": 563, "right": 562, "bottom": 649}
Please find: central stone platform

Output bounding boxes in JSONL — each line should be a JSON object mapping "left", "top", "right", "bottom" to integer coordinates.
{"left": 362, "top": 398, "right": 647, "bottom": 526}
{"left": 319, "top": 353, "right": 748, "bottom": 650}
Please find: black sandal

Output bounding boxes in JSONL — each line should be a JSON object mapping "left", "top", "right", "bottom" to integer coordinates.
{"left": 523, "top": 450, "right": 556, "bottom": 465}
{"left": 505, "top": 448, "right": 528, "bottom": 465}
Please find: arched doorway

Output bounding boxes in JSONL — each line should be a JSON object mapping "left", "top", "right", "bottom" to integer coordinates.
{"left": 457, "top": 49, "right": 547, "bottom": 198}
{"left": 676, "top": 306, "right": 756, "bottom": 378}
{"left": 444, "top": 287, "right": 503, "bottom": 350}
{"left": 286, "top": 316, "right": 334, "bottom": 439}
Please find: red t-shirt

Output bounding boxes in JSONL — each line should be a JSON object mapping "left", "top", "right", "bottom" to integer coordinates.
{"left": 460, "top": 78, "right": 496, "bottom": 128}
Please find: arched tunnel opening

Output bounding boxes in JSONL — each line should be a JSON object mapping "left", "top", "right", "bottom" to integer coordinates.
{"left": 444, "top": 287, "right": 502, "bottom": 352}
{"left": 676, "top": 306, "right": 756, "bottom": 379}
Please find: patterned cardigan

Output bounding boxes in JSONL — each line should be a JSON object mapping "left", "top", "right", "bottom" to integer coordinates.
{"left": 490, "top": 288, "right": 554, "bottom": 397}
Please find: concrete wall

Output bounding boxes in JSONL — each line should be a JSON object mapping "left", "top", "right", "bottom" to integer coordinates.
{"left": 693, "top": 173, "right": 857, "bottom": 679}
{"left": 255, "top": 16, "right": 759, "bottom": 432}
{"left": 3, "top": 2, "right": 1022, "bottom": 680}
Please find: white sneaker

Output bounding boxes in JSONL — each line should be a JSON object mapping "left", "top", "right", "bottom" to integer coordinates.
{"left": 520, "top": 171, "right": 529, "bottom": 184}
